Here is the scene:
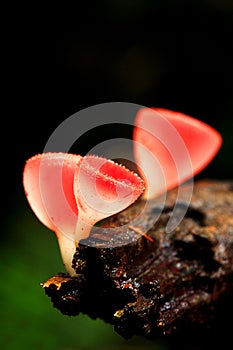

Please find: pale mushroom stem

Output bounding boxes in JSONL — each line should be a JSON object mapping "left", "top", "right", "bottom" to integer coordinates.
{"left": 56, "top": 232, "right": 77, "bottom": 276}
{"left": 56, "top": 218, "right": 92, "bottom": 276}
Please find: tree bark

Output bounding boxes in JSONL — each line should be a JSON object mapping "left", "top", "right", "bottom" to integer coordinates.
{"left": 42, "top": 180, "right": 233, "bottom": 344}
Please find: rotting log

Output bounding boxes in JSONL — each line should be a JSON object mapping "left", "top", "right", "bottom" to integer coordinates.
{"left": 42, "top": 180, "right": 233, "bottom": 341}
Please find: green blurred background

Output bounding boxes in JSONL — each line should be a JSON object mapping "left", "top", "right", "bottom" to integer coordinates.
{"left": 1, "top": 0, "right": 233, "bottom": 349}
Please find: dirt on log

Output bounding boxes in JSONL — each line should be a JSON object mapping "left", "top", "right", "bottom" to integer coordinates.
{"left": 42, "top": 180, "right": 233, "bottom": 342}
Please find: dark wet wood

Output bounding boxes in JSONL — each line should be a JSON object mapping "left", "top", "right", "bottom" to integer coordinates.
{"left": 42, "top": 180, "right": 233, "bottom": 342}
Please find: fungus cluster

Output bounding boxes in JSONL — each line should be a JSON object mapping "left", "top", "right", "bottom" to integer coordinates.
{"left": 23, "top": 108, "right": 222, "bottom": 275}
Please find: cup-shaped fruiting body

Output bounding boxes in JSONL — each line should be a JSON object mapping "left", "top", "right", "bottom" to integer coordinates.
{"left": 73, "top": 155, "right": 145, "bottom": 243}
{"left": 23, "top": 153, "right": 81, "bottom": 274}
{"left": 23, "top": 152, "right": 145, "bottom": 275}
{"left": 133, "top": 108, "right": 222, "bottom": 199}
